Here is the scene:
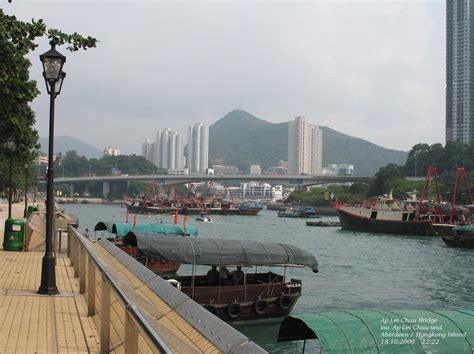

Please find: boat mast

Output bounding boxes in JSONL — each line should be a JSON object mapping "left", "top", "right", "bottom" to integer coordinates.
{"left": 450, "top": 167, "right": 473, "bottom": 224}
{"left": 419, "top": 166, "right": 441, "bottom": 218}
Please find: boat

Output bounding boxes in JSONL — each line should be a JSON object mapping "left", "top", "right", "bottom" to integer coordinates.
{"left": 278, "top": 204, "right": 319, "bottom": 218}
{"left": 125, "top": 197, "right": 242, "bottom": 215}
{"left": 136, "top": 235, "right": 319, "bottom": 322}
{"left": 442, "top": 225, "right": 474, "bottom": 249}
{"left": 195, "top": 215, "right": 213, "bottom": 223}
{"left": 237, "top": 202, "right": 264, "bottom": 215}
{"left": 93, "top": 222, "right": 198, "bottom": 273}
{"left": 334, "top": 167, "right": 474, "bottom": 236}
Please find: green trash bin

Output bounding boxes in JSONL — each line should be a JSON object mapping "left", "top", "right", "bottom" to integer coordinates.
{"left": 3, "top": 219, "right": 25, "bottom": 251}
{"left": 26, "top": 205, "right": 38, "bottom": 217}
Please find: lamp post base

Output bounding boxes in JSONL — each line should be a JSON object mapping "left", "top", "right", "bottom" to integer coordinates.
{"left": 38, "top": 254, "right": 59, "bottom": 295}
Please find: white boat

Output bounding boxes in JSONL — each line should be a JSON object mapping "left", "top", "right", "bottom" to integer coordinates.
{"left": 196, "top": 215, "right": 213, "bottom": 223}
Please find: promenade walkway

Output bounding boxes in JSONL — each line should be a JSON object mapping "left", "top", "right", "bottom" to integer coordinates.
{"left": 0, "top": 250, "right": 100, "bottom": 353}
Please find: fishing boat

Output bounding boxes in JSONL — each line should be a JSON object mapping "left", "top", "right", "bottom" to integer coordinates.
{"left": 93, "top": 222, "right": 198, "bottom": 273}
{"left": 334, "top": 167, "right": 474, "bottom": 236}
{"left": 278, "top": 204, "right": 318, "bottom": 218}
{"left": 237, "top": 202, "right": 264, "bottom": 215}
{"left": 136, "top": 235, "right": 319, "bottom": 322}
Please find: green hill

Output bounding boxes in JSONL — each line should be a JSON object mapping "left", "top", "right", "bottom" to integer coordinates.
{"left": 209, "top": 110, "right": 407, "bottom": 176}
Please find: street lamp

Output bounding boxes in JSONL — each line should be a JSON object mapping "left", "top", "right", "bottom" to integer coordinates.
{"left": 5, "top": 138, "right": 16, "bottom": 219}
{"left": 38, "top": 42, "right": 66, "bottom": 295}
{"left": 24, "top": 164, "right": 28, "bottom": 217}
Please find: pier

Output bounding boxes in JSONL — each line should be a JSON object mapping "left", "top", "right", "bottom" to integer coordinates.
{"left": 0, "top": 204, "right": 265, "bottom": 353}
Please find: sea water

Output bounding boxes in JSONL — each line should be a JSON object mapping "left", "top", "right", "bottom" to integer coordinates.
{"left": 62, "top": 204, "right": 474, "bottom": 352}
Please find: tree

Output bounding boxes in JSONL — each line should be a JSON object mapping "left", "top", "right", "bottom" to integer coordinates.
{"left": 0, "top": 9, "right": 96, "bottom": 193}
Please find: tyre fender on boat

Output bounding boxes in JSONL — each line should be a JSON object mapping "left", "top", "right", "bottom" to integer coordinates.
{"left": 226, "top": 302, "right": 242, "bottom": 319}
{"left": 160, "top": 257, "right": 169, "bottom": 264}
{"left": 253, "top": 299, "right": 268, "bottom": 315}
{"left": 167, "top": 279, "right": 181, "bottom": 290}
{"left": 203, "top": 304, "right": 217, "bottom": 315}
{"left": 278, "top": 294, "right": 292, "bottom": 310}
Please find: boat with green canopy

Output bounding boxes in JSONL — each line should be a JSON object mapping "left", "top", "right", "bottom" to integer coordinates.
{"left": 136, "top": 235, "right": 318, "bottom": 322}
{"left": 278, "top": 310, "right": 474, "bottom": 353}
{"left": 443, "top": 225, "right": 474, "bottom": 249}
{"left": 93, "top": 222, "right": 198, "bottom": 237}
{"left": 93, "top": 222, "right": 198, "bottom": 273}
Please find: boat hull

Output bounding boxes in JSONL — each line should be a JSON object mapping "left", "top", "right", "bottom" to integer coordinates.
{"left": 442, "top": 236, "right": 474, "bottom": 249}
{"left": 169, "top": 273, "right": 301, "bottom": 322}
{"left": 337, "top": 208, "right": 435, "bottom": 236}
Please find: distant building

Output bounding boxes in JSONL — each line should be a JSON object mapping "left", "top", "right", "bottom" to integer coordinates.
{"left": 187, "top": 123, "right": 209, "bottom": 174}
{"left": 287, "top": 116, "right": 322, "bottom": 175}
{"left": 446, "top": 1, "right": 474, "bottom": 143}
{"left": 155, "top": 129, "right": 184, "bottom": 170}
{"left": 322, "top": 163, "right": 354, "bottom": 176}
{"left": 240, "top": 181, "right": 273, "bottom": 200}
{"left": 267, "top": 160, "right": 288, "bottom": 175}
{"left": 141, "top": 139, "right": 155, "bottom": 162}
{"left": 249, "top": 164, "right": 261, "bottom": 175}
{"left": 34, "top": 151, "right": 51, "bottom": 165}
{"left": 212, "top": 165, "right": 239, "bottom": 175}
{"left": 272, "top": 185, "right": 283, "bottom": 201}
{"left": 168, "top": 168, "right": 189, "bottom": 175}
{"left": 103, "top": 146, "right": 121, "bottom": 156}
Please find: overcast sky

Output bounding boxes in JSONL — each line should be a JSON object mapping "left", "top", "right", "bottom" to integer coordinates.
{"left": 6, "top": 0, "right": 444, "bottom": 154}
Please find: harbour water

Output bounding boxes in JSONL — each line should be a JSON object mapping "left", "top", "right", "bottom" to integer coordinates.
{"left": 62, "top": 204, "right": 474, "bottom": 352}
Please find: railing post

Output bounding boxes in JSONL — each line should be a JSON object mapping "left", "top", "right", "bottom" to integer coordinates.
{"left": 79, "top": 244, "right": 86, "bottom": 293}
{"left": 74, "top": 237, "right": 80, "bottom": 278}
{"left": 67, "top": 227, "right": 72, "bottom": 259}
{"left": 87, "top": 256, "right": 96, "bottom": 316}
{"left": 70, "top": 231, "right": 75, "bottom": 267}
{"left": 100, "top": 274, "right": 111, "bottom": 353}
{"left": 124, "top": 311, "right": 139, "bottom": 353}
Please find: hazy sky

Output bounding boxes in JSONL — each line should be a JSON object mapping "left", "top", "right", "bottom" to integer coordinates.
{"left": 6, "top": 1, "right": 444, "bottom": 154}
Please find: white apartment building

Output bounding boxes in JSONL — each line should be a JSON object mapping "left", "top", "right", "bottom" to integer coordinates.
{"left": 187, "top": 123, "right": 209, "bottom": 174}
{"left": 212, "top": 165, "right": 239, "bottom": 175}
{"left": 155, "top": 129, "right": 184, "bottom": 170}
{"left": 249, "top": 164, "right": 261, "bottom": 175}
{"left": 287, "top": 116, "right": 322, "bottom": 175}
{"left": 103, "top": 146, "right": 121, "bottom": 156}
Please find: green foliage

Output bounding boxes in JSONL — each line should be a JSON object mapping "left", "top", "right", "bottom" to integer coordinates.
{"left": 0, "top": 9, "right": 96, "bottom": 195}
{"left": 286, "top": 184, "right": 369, "bottom": 206}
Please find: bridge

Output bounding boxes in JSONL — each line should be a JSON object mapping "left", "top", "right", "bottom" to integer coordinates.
{"left": 54, "top": 174, "right": 372, "bottom": 198}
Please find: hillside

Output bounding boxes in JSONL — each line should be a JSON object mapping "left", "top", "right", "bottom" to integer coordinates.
{"left": 38, "top": 136, "right": 102, "bottom": 159}
{"left": 209, "top": 110, "right": 408, "bottom": 176}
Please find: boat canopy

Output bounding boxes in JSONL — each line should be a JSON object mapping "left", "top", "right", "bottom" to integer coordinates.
{"left": 93, "top": 222, "right": 198, "bottom": 237}
{"left": 278, "top": 310, "right": 474, "bottom": 353}
{"left": 136, "top": 235, "right": 318, "bottom": 272}
{"left": 453, "top": 225, "right": 474, "bottom": 233}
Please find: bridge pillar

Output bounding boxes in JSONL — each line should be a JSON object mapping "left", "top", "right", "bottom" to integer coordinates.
{"left": 70, "top": 183, "right": 74, "bottom": 197}
{"left": 103, "top": 181, "right": 110, "bottom": 199}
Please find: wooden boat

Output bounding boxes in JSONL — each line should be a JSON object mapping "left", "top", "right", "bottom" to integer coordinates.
{"left": 136, "top": 235, "right": 319, "bottom": 322}
{"left": 442, "top": 225, "right": 474, "bottom": 249}
{"left": 237, "top": 203, "right": 264, "bottom": 215}
{"left": 93, "top": 222, "right": 198, "bottom": 273}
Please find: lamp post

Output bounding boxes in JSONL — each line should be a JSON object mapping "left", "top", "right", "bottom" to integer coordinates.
{"left": 24, "top": 164, "right": 29, "bottom": 217}
{"left": 38, "top": 42, "right": 66, "bottom": 295}
{"left": 5, "top": 139, "right": 16, "bottom": 219}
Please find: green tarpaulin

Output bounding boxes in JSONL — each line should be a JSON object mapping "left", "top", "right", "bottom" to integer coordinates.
{"left": 278, "top": 310, "right": 474, "bottom": 353}
{"left": 93, "top": 222, "right": 198, "bottom": 237}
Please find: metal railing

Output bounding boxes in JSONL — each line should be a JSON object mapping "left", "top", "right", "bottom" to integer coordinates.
{"left": 67, "top": 226, "right": 172, "bottom": 353}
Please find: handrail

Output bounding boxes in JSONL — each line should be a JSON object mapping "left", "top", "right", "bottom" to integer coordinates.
{"left": 68, "top": 226, "right": 172, "bottom": 353}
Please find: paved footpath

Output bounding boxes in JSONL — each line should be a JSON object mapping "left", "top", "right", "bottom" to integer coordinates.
{"left": 0, "top": 203, "right": 100, "bottom": 353}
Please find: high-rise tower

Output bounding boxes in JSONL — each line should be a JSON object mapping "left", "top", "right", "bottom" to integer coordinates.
{"left": 187, "top": 123, "right": 209, "bottom": 174}
{"left": 446, "top": 0, "right": 474, "bottom": 143}
{"left": 155, "top": 129, "right": 184, "bottom": 170}
{"left": 287, "top": 116, "right": 322, "bottom": 175}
